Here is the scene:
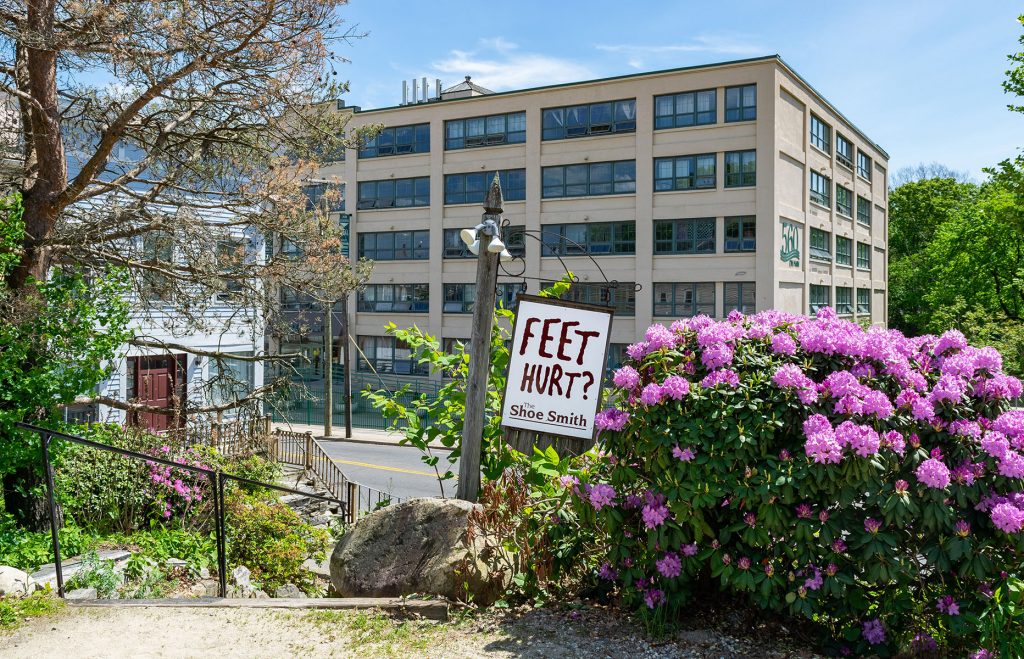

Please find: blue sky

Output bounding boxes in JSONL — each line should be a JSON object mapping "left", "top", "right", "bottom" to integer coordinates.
{"left": 333, "top": 0, "right": 1021, "bottom": 180}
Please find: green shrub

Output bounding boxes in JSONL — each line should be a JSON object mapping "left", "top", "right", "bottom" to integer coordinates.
{"left": 0, "top": 591, "right": 63, "bottom": 630}
{"left": 577, "top": 310, "right": 1024, "bottom": 655}
{"left": 224, "top": 490, "right": 329, "bottom": 595}
{"left": 225, "top": 454, "right": 282, "bottom": 497}
{"left": 0, "top": 514, "right": 96, "bottom": 572}
{"left": 66, "top": 551, "right": 120, "bottom": 598}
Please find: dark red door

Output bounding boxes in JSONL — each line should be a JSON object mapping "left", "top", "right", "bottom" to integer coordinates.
{"left": 132, "top": 355, "right": 186, "bottom": 431}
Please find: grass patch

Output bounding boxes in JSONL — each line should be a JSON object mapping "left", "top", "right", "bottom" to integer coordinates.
{"left": 0, "top": 591, "right": 64, "bottom": 632}
{"left": 302, "top": 609, "right": 451, "bottom": 657}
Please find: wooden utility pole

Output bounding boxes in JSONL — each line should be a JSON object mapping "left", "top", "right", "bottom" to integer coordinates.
{"left": 342, "top": 294, "right": 353, "bottom": 439}
{"left": 323, "top": 303, "right": 333, "bottom": 438}
{"left": 456, "top": 175, "right": 503, "bottom": 501}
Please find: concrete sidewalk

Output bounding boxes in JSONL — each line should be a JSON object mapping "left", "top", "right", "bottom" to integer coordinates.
{"left": 270, "top": 422, "right": 454, "bottom": 452}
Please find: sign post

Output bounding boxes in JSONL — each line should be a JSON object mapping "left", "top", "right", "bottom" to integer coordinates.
{"left": 501, "top": 295, "right": 613, "bottom": 443}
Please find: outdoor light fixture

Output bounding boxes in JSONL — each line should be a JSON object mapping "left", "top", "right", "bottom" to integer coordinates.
{"left": 499, "top": 249, "right": 513, "bottom": 262}
{"left": 468, "top": 240, "right": 480, "bottom": 255}
{"left": 460, "top": 227, "right": 479, "bottom": 246}
{"left": 487, "top": 235, "right": 505, "bottom": 254}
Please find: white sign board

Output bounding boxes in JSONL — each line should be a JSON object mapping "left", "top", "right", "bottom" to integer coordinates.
{"left": 501, "top": 295, "right": 613, "bottom": 440}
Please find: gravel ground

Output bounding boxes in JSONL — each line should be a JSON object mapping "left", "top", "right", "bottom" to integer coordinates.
{"left": 1, "top": 600, "right": 824, "bottom": 658}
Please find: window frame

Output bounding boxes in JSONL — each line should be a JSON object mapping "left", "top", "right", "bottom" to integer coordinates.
{"left": 725, "top": 84, "right": 757, "bottom": 122}
{"left": 444, "top": 169, "right": 526, "bottom": 205}
{"left": 358, "top": 123, "right": 430, "bottom": 158}
{"left": 357, "top": 177, "right": 430, "bottom": 210}
{"left": 856, "top": 242, "right": 871, "bottom": 270}
{"left": 549, "top": 281, "right": 636, "bottom": 316}
{"left": 653, "top": 218, "right": 716, "bottom": 255}
{"left": 857, "top": 288, "right": 871, "bottom": 315}
{"left": 445, "top": 111, "right": 526, "bottom": 150}
{"left": 724, "top": 281, "right": 756, "bottom": 314}
{"left": 357, "top": 283, "right": 430, "bottom": 313}
{"left": 857, "top": 151, "right": 873, "bottom": 181}
{"left": 653, "top": 282, "right": 716, "bottom": 318}
{"left": 810, "top": 171, "right": 831, "bottom": 207}
{"left": 809, "top": 284, "right": 830, "bottom": 314}
{"left": 356, "top": 335, "right": 427, "bottom": 376}
{"left": 541, "top": 221, "right": 636, "bottom": 256}
{"left": 541, "top": 160, "right": 636, "bottom": 198}
{"left": 835, "top": 286, "right": 853, "bottom": 316}
{"left": 653, "top": 89, "right": 717, "bottom": 129}
{"left": 810, "top": 114, "right": 831, "bottom": 153}
{"left": 541, "top": 99, "right": 637, "bottom": 140}
{"left": 357, "top": 230, "right": 430, "bottom": 261}
{"left": 443, "top": 225, "right": 525, "bottom": 259}
{"left": 724, "top": 216, "right": 756, "bottom": 253}
{"left": 443, "top": 282, "right": 523, "bottom": 314}
{"left": 724, "top": 150, "right": 756, "bottom": 188}
{"left": 654, "top": 154, "right": 716, "bottom": 191}
{"left": 836, "top": 184, "right": 853, "bottom": 217}
{"left": 809, "top": 227, "right": 832, "bottom": 262}
{"left": 836, "top": 134, "right": 853, "bottom": 169}
{"left": 835, "top": 235, "right": 852, "bottom": 266}
{"left": 856, "top": 196, "right": 872, "bottom": 226}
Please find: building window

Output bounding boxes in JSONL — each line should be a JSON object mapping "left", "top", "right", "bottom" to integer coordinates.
{"left": 654, "top": 282, "right": 715, "bottom": 317}
{"left": 836, "top": 134, "right": 853, "bottom": 169}
{"left": 724, "top": 216, "right": 756, "bottom": 252}
{"left": 809, "top": 284, "right": 830, "bottom": 313}
{"left": 835, "top": 236, "right": 852, "bottom": 266}
{"left": 835, "top": 287, "right": 853, "bottom": 316}
{"left": 216, "top": 239, "right": 246, "bottom": 302}
{"left": 857, "top": 288, "right": 871, "bottom": 314}
{"left": 724, "top": 150, "right": 756, "bottom": 188}
{"left": 725, "top": 84, "right": 756, "bottom": 122}
{"left": 542, "top": 99, "right": 637, "bottom": 140}
{"left": 810, "top": 114, "right": 831, "bottom": 153}
{"left": 443, "top": 225, "right": 524, "bottom": 259}
{"left": 550, "top": 282, "right": 635, "bottom": 316}
{"left": 654, "top": 154, "right": 715, "bottom": 191}
{"left": 856, "top": 242, "right": 871, "bottom": 270}
{"left": 810, "top": 228, "right": 831, "bottom": 261}
{"left": 357, "top": 284, "right": 429, "bottom": 313}
{"left": 857, "top": 151, "right": 872, "bottom": 180}
{"left": 810, "top": 171, "right": 831, "bottom": 207}
{"left": 445, "top": 169, "right": 526, "bottom": 204}
{"left": 604, "top": 343, "right": 628, "bottom": 381}
{"left": 210, "top": 352, "right": 255, "bottom": 407}
{"left": 542, "top": 160, "right": 636, "bottom": 198}
{"left": 445, "top": 111, "right": 525, "bottom": 149}
{"left": 541, "top": 222, "right": 636, "bottom": 256}
{"left": 654, "top": 218, "right": 715, "bottom": 255}
{"left": 358, "top": 230, "right": 429, "bottom": 261}
{"left": 280, "top": 287, "right": 316, "bottom": 312}
{"left": 654, "top": 89, "right": 716, "bottom": 129}
{"left": 358, "top": 123, "right": 430, "bottom": 158}
{"left": 724, "top": 282, "right": 755, "bottom": 314}
{"left": 443, "top": 283, "right": 522, "bottom": 313}
{"left": 357, "top": 335, "right": 427, "bottom": 376}
{"left": 357, "top": 177, "right": 430, "bottom": 209}
{"left": 303, "top": 182, "right": 345, "bottom": 212}
{"left": 836, "top": 185, "right": 853, "bottom": 217}
{"left": 857, "top": 196, "right": 872, "bottom": 226}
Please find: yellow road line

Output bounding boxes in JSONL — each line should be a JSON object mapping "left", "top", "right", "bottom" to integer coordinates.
{"left": 331, "top": 458, "right": 436, "bottom": 478}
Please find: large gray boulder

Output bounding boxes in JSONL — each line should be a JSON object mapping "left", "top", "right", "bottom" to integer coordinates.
{"left": 329, "top": 497, "right": 507, "bottom": 605}
{"left": 0, "top": 566, "right": 32, "bottom": 597}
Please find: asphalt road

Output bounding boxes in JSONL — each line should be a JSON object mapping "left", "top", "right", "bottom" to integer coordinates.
{"left": 316, "top": 439, "right": 458, "bottom": 500}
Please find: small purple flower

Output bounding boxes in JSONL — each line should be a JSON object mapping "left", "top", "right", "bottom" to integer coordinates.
{"left": 672, "top": 445, "right": 695, "bottom": 462}
{"left": 936, "top": 595, "right": 960, "bottom": 616}
{"left": 916, "top": 458, "right": 951, "bottom": 489}
{"left": 639, "top": 382, "right": 663, "bottom": 406}
{"left": 625, "top": 341, "right": 649, "bottom": 361}
{"left": 700, "top": 368, "right": 740, "bottom": 389}
{"left": 680, "top": 543, "right": 698, "bottom": 557}
{"left": 598, "top": 562, "right": 618, "bottom": 581}
{"left": 644, "top": 588, "right": 665, "bottom": 609}
{"left": 737, "top": 557, "right": 751, "bottom": 570}
{"left": 894, "top": 479, "right": 909, "bottom": 494}
{"left": 911, "top": 633, "right": 938, "bottom": 653}
{"left": 587, "top": 483, "right": 617, "bottom": 511}
{"left": 864, "top": 517, "right": 882, "bottom": 534}
{"left": 796, "top": 503, "right": 814, "bottom": 519}
{"left": 771, "top": 332, "right": 797, "bottom": 355}
{"left": 645, "top": 323, "right": 676, "bottom": 351}
{"left": 612, "top": 365, "right": 641, "bottom": 390}
{"left": 744, "top": 512, "right": 756, "bottom": 527}
{"left": 642, "top": 502, "right": 670, "bottom": 529}
{"left": 660, "top": 375, "right": 690, "bottom": 400}
{"left": 655, "top": 552, "right": 682, "bottom": 578}
{"left": 862, "top": 618, "right": 886, "bottom": 645}
{"left": 764, "top": 563, "right": 775, "bottom": 577}
{"left": 595, "top": 408, "right": 629, "bottom": 432}
{"left": 990, "top": 502, "right": 1024, "bottom": 533}
{"left": 954, "top": 519, "right": 971, "bottom": 537}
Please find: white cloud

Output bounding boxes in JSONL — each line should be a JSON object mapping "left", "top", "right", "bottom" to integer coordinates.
{"left": 596, "top": 35, "right": 765, "bottom": 69}
{"left": 430, "top": 38, "right": 593, "bottom": 91}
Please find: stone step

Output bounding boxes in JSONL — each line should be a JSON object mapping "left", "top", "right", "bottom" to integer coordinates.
{"left": 31, "top": 549, "right": 132, "bottom": 591}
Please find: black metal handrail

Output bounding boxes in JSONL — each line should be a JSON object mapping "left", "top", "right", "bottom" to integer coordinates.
{"left": 16, "top": 421, "right": 345, "bottom": 599}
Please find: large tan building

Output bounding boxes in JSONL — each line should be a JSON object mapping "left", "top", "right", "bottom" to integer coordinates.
{"left": 312, "top": 55, "right": 889, "bottom": 378}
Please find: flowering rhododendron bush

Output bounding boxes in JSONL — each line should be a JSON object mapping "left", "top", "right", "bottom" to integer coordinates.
{"left": 573, "top": 308, "right": 1024, "bottom": 655}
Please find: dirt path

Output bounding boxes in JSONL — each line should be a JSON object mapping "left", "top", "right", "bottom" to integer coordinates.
{"left": 1, "top": 603, "right": 823, "bottom": 658}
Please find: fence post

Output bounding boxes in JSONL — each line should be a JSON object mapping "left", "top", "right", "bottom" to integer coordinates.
{"left": 39, "top": 432, "right": 64, "bottom": 598}
{"left": 304, "top": 432, "right": 313, "bottom": 471}
{"left": 215, "top": 471, "right": 228, "bottom": 597}
{"left": 346, "top": 481, "right": 357, "bottom": 523}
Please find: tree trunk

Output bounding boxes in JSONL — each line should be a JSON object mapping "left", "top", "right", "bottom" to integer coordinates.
{"left": 2, "top": 466, "right": 61, "bottom": 532}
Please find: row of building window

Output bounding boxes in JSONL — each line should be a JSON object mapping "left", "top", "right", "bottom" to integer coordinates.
{"left": 358, "top": 84, "right": 758, "bottom": 159}
{"left": 809, "top": 171, "right": 873, "bottom": 225}
{"left": 357, "top": 153, "right": 758, "bottom": 208}
{"left": 809, "top": 285, "right": 872, "bottom": 316}
{"left": 352, "top": 280, "right": 756, "bottom": 319}
{"left": 809, "top": 228, "right": 872, "bottom": 269}
{"left": 357, "top": 218, "right": 757, "bottom": 261}
{"left": 809, "top": 114, "right": 874, "bottom": 181}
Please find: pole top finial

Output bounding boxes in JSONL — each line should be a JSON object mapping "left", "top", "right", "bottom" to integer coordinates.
{"left": 483, "top": 172, "right": 503, "bottom": 214}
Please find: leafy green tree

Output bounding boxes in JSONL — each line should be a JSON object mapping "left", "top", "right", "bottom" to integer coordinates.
{"left": 0, "top": 194, "right": 130, "bottom": 530}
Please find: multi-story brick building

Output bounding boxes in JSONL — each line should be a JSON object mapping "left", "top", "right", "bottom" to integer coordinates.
{"left": 311, "top": 55, "right": 889, "bottom": 379}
